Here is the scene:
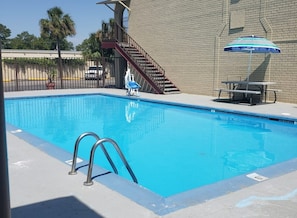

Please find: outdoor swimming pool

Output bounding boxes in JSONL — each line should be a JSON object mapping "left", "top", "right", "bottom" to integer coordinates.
{"left": 5, "top": 94, "right": 297, "bottom": 213}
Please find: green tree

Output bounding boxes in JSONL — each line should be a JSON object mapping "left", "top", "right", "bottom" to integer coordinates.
{"left": 33, "top": 36, "right": 52, "bottom": 50}
{"left": 81, "top": 32, "right": 102, "bottom": 59}
{"left": 76, "top": 18, "right": 115, "bottom": 87}
{"left": 60, "top": 39, "right": 74, "bottom": 50}
{"left": 102, "top": 18, "right": 115, "bottom": 40}
{"left": 10, "top": 31, "right": 37, "bottom": 49}
{"left": 76, "top": 19, "right": 114, "bottom": 63}
{"left": 39, "top": 6, "right": 76, "bottom": 87}
{"left": 34, "top": 35, "right": 74, "bottom": 50}
{"left": 75, "top": 38, "right": 89, "bottom": 52}
{"left": 101, "top": 19, "right": 114, "bottom": 59}
{"left": 0, "top": 24, "right": 11, "bottom": 48}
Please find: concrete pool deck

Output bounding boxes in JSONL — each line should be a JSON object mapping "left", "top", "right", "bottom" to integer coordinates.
{"left": 6, "top": 89, "right": 297, "bottom": 218}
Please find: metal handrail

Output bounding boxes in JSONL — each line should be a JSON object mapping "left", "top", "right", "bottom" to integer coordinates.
{"left": 114, "top": 23, "right": 166, "bottom": 92}
{"left": 84, "top": 138, "right": 138, "bottom": 186}
{"left": 68, "top": 132, "right": 117, "bottom": 175}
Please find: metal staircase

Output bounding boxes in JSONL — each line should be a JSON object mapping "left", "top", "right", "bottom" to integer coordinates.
{"left": 102, "top": 24, "right": 180, "bottom": 94}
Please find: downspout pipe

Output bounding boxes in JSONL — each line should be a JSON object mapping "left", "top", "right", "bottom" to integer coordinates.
{"left": 259, "top": 0, "right": 273, "bottom": 82}
{"left": 213, "top": 0, "right": 228, "bottom": 94}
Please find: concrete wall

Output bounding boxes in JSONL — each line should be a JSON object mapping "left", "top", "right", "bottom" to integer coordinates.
{"left": 1, "top": 50, "right": 114, "bottom": 83}
{"left": 1, "top": 50, "right": 84, "bottom": 81}
{"left": 127, "top": 0, "right": 297, "bottom": 103}
{"left": 2, "top": 49, "right": 82, "bottom": 58}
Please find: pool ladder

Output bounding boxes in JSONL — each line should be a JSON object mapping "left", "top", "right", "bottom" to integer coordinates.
{"left": 68, "top": 132, "right": 138, "bottom": 185}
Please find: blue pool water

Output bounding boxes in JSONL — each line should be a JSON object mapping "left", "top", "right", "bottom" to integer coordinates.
{"left": 5, "top": 94, "right": 297, "bottom": 197}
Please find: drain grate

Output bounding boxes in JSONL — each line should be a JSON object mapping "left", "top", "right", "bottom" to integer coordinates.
{"left": 65, "top": 158, "right": 83, "bottom": 165}
{"left": 11, "top": 129, "right": 22, "bottom": 134}
{"left": 246, "top": 173, "right": 268, "bottom": 182}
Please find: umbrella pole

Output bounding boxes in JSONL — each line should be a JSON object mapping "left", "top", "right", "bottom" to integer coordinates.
{"left": 244, "top": 50, "right": 253, "bottom": 100}
{"left": 246, "top": 50, "right": 253, "bottom": 91}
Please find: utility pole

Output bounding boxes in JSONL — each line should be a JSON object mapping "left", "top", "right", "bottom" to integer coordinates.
{"left": 0, "top": 38, "right": 11, "bottom": 218}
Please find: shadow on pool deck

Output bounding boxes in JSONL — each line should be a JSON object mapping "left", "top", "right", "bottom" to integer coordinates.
{"left": 12, "top": 196, "right": 103, "bottom": 218}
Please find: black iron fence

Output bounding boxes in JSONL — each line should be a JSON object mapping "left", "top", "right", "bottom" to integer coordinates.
{"left": 2, "top": 57, "right": 116, "bottom": 92}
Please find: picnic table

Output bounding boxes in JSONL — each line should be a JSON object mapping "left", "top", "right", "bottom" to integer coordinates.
{"left": 216, "top": 81, "right": 280, "bottom": 105}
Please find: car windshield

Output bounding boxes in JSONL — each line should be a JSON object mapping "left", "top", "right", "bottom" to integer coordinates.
{"left": 89, "top": 66, "right": 102, "bottom": 70}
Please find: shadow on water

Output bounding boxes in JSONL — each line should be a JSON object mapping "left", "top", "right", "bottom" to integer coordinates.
{"left": 12, "top": 196, "right": 104, "bottom": 218}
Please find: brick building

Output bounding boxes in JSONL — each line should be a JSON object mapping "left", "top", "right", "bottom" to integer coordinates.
{"left": 101, "top": 0, "right": 297, "bottom": 103}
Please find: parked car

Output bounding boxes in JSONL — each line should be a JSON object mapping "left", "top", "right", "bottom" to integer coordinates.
{"left": 84, "top": 66, "right": 103, "bottom": 80}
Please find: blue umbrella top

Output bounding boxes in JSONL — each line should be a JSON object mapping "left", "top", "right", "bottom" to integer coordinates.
{"left": 224, "top": 35, "right": 281, "bottom": 53}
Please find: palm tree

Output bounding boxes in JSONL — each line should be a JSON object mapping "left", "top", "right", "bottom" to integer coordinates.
{"left": 102, "top": 18, "right": 115, "bottom": 40}
{"left": 39, "top": 7, "right": 76, "bottom": 88}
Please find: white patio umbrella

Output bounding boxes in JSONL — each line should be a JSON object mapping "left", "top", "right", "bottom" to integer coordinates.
{"left": 224, "top": 35, "right": 281, "bottom": 87}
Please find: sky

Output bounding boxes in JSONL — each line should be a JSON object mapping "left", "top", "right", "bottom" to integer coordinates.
{"left": 0, "top": 0, "right": 114, "bottom": 47}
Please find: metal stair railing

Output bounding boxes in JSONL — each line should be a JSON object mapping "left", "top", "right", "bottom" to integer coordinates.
{"left": 102, "top": 22, "right": 180, "bottom": 94}
{"left": 113, "top": 43, "right": 164, "bottom": 93}
{"left": 68, "top": 132, "right": 118, "bottom": 175}
{"left": 115, "top": 23, "right": 166, "bottom": 92}
{"left": 68, "top": 132, "right": 138, "bottom": 185}
{"left": 121, "top": 45, "right": 166, "bottom": 91}
{"left": 84, "top": 138, "right": 138, "bottom": 185}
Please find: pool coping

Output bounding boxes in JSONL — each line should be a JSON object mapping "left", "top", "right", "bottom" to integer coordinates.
{"left": 5, "top": 91, "right": 297, "bottom": 216}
